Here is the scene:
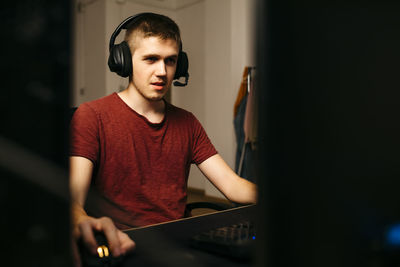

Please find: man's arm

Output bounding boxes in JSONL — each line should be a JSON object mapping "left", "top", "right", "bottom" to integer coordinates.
{"left": 197, "top": 154, "right": 257, "bottom": 204}
{"left": 69, "top": 156, "right": 135, "bottom": 267}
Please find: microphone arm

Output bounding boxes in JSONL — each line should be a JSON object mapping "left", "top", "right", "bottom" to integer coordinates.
{"left": 173, "top": 73, "right": 189, "bottom": 87}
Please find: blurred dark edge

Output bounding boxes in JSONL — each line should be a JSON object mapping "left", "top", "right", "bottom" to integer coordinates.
{"left": 255, "top": 0, "right": 400, "bottom": 267}
{"left": 0, "top": 1, "right": 72, "bottom": 266}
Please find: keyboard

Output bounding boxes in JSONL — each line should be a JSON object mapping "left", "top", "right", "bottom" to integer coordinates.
{"left": 190, "top": 221, "right": 256, "bottom": 260}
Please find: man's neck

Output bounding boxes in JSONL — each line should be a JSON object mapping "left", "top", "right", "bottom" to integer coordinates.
{"left": 118, "top": 85, "right": 165, "bottom": 124}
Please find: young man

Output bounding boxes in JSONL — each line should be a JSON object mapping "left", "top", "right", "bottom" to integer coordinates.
{"left": 70, "top": 13, "right": 257, "bottom": 265}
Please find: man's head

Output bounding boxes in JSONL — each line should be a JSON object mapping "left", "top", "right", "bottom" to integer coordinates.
{"left": 124, "top": 13, "right": 181, "bottom": 55}
{"left": 108, "top": 13, "right": 189, "bottom": 89}
{"left": 118, "top": 13, "right": 181, "bottom": 102}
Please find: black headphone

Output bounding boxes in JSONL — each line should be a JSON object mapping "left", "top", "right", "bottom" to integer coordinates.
{"left": 108, "top": 13, "right": 189, "bottom": 87}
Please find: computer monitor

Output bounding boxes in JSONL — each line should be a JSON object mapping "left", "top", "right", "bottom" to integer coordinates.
{"left": 1, "top": 1, "right": 72, "bottom": 266}
{"left": 255, "top": 1, "right": 400, "bottom": 266}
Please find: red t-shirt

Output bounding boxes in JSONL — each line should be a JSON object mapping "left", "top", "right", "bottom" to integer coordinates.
{"left": 70, "top": 93, "right": 217, "bottom": 229}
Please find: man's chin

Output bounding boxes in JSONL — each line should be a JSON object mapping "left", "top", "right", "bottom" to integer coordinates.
{"left": 146, "top": 94, "right": 165, "bottom": 102}
{"left": 137, "top": 86, "right": 169, "bottom": 102}
{"left": 148, "top": 97, "right": 164, "bottom": 102}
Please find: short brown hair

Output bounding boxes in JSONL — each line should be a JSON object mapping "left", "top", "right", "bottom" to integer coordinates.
{"left": 124, "top": 13, "right": 181, "bottom": 52}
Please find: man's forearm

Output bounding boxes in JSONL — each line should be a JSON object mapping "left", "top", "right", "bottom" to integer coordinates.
{"left": 227, "top": 178, "right": 258, "bottom": 204}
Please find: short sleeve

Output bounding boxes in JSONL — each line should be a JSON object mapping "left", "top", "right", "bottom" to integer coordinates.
{"left": 69, "top": 103, "right": 100, "bottom": 164}
{"left": 190, "top": 114, "right": 218, "bottom": 164}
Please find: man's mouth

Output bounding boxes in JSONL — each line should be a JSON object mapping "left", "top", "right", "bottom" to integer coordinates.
{"left": 151, "top": 82, "right": 166, "bottom": 90}
{"left": 152, "top": 82, "right": 165, "bottom": 86}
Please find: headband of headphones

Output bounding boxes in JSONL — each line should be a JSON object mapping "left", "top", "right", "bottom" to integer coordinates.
{"left": 107, "top": 13, "right": 189, "bottom": 86}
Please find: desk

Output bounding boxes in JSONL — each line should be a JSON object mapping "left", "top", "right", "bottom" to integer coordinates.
{"left": 121, "top": 205, "right": 257, "bottom": 267}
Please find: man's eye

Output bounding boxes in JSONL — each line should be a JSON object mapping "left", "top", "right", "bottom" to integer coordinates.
{"left": 166, "top": 58, "right": 177, "bottom": 65}
{"left": 145, "top": 57, "right": 157, "bottom": 63}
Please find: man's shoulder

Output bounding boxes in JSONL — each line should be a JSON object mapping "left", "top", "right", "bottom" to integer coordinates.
{"left": 77, "top": 93, "right": 119, "bottom": 115}
{"left": 166, "top": 101, "right": 196, "bottom": 120}
{"left": 83, "top": 93, "right": 117, "bottom": 109}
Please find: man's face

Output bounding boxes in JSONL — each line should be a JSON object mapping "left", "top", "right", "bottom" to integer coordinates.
{"left": 130, "top": 35, "right": 179, "bottom": 102}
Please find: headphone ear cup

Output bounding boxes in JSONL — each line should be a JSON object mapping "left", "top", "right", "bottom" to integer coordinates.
{"left": 108, "top": 41, "right": 132, "bottom": 78}
{"left": 174, "top": 51, "right": 188, "bottom": 80}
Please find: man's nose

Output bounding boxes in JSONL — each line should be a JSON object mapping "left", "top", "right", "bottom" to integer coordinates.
{"left": 155, "top": 61, "right": 167, "bottom": 76}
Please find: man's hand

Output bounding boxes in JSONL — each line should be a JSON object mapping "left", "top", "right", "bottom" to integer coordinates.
{"left": 71, "top": 216, "right": 136, "bottom": 267}
{"left": 69, "top": 157, "right": 135, "bottom": 266}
